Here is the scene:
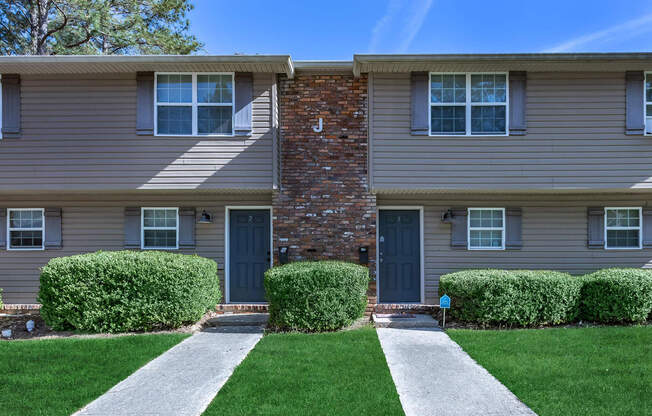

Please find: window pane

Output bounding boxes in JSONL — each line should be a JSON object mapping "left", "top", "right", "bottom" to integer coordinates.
{"left": 606, "top": 209, "right": 639, "bottom": 227}
{"left": 198, "top": 107, "right": 233, "bottom": 135}
{"left": 9, "top": 230, "right": 42, "bottom": 248}
{"left": 471, "top": 74, "right": 506, "bottom": 103}
{"left": 144, "top": 230, "right": 177, "bottom": 248}
{"left": 469, "top": 230, "right": 503, "bottom": 248}
{"left": 430, "top": 105, "right": 465, "bottom": 135}
{"left": 607, "top": 229, "right": 639, "bottom": 248}
{"left": 431, "top": 74, "right": 465, "bottom": 104}
{"left": 9, "top": 210, "right": 42, "bottom": 229}
{"left": 469, "top": 209, "right": 503, "bottom": 227}
{"left": 157, "top": 106, "right": 192, "bottom": 135}
{"left": 471, "top": 105, "right": 506, "bottom": 135}
{"left": 143, "top": 209, "right": 177, "bottom": 228}
{"left": 197, "top": 74, "right": 233, "bottom": 104}
{"left": 156, "top": 74, "right": 192, "bottom": 103}
{"left": 647, "top": 74, "right": 652, "bottom": 102}
{"left": 647, "top": 104, "right": 652, "bottom": 117}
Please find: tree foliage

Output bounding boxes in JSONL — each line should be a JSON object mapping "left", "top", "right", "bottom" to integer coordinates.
{"left": 0, "top": 0, "right": 202, "bottom": 55}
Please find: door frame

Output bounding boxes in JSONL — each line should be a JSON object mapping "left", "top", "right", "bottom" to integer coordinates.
{"left": 224, "top": 206, "right": 273, "bottom": 304}
{"left": 376, "top": 206, "right": 425, "bottom": 305}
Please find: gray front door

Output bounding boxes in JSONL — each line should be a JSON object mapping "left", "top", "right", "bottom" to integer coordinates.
{"left": 229, "top": 209, "right": 271, "bottom": 303}
{"left": 379, "top": 210, "right": 421, "bottom": 303}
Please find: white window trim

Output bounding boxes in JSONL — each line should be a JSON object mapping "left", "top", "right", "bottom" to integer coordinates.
{"left": 7, "top": 208, "right": 45, "bottom": 251}
{"left": 467, "top": 208, "right": 506, "bottom": 250}
{"left": 141, "top": 207, "right": 179, "bottom": 250}
{"left": 604, "top": 207, "right": 642, "bottom": 250}
{"left": 645, "top": 72, "right": 652, "bottom": 135}
{"left": 429, "top": 72, "right": 509, "bottom": 137}
{"left": 154, "top": 72, "right": 235, "bottom": 137}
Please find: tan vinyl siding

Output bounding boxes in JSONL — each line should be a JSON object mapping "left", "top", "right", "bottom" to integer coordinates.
{"left": 0, "top": 73, "right": 274, "bottom": 191}
{"left": 379, "top": 193, "right": 652, "bottom": 304}
{"left": 371, "top": 71, "right": 652, "bottom": 191}
{"left": 0, "top": 191, "right": 271, "bottom": 304}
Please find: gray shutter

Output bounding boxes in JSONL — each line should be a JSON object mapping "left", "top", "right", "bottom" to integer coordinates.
{"left": 642, "top": 209, "right": 652, "bottom": 248}
{"left": 124, "top": 207, "right": 141, "bottom": 248}
{"left": 0, "top": 209, "right": 5, "bottom": 249}
{"left": 2, "top": 74, "right": 21, "bottom": 138}
{"left": 509, "top": 71, "right": 527, "bottom": 136}
{"left": 505, "top": 207, "right": 522, "bottom": 249}
{"left": 178, "top": 207, "right": 196, "bottom": 249}
{"left": 587, "top": 207, "right": 605, "bottom": 248}
{"left": 625, "top": 71, "right": 645, "bottom": 135}
{"left": 44, "top": 208, "right": 62, "bottom": 249}
{"left": 410, "top": 72, "right": 429, "bottom": 136}
{"left": 136, "top": 72, "right": 155, "bottom": 136}
{"left": 450, "top": 208, "right": 468, "bottom": 249}
{"left": 234, "top": 72, "right": 253, "bottom": 136}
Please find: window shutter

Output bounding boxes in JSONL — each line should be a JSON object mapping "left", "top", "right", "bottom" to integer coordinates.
{"left": 136, "top": 72, "right": 155, "bottom": 136}
{"left": 450, "top": 208, "right": 468, "bottom": 249}
{"left": 642, "top": 208, "right": 652, "bottom": 248}
{"left": 2, "top": 74, "right": 21, "bottom": 138}
{"left": 411, "top": 72, "right": 429, "bottom": 136}
{"left": 625, "top": 71, "right": 645, "bottom": 135}
{"left": 587, "top": 207, "right": 605, "bottom": 248}
{"left": 505, "top": 207, "right": 522, "bottom": 249}
{"left": 178, "top": 207, "right": 196, "bottom": 249}
{"left": 44, "top": 208, "right": 62, "bottom": 249}
{"left": 234, "top": 72, "right": 253, "bottom": 136}
{"left": 124, "top": 207, "right": 141, "bottom": 248}
{"left": 509, "top": 71, "right": 527, "bottom": 136}
{"left": 0, "top": 209, "right": 5, "bottom": 249}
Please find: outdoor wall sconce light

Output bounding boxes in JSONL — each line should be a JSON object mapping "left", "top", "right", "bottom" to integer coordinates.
{"left": 198, "top": 210, "right": 212, "bottom": 224}
{"left": 359, "top": 246, "right": 369, "bottom": 265}
{"left": 441, "top": 209, "right": 455, "bottom": 223}
{"left": 279, "top": 246, "right": 289, "bottom": 265}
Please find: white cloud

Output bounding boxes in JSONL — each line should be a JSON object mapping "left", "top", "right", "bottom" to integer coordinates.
{"left": 368, "top": 0, "right": 434, "bottom": 53}
{"left": 543, "top": 13, "right": 652, "bottom": 53}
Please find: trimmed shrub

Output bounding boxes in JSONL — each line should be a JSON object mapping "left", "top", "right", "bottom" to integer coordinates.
{"left": 580, "top": 268, "right": 652, "bottom": 323}
{"left": 265, "top": 261, "right": 369, "bottom": 332}
{"left": 439, "top": 269, "right": 582, "bottom": 326}
{"left": 38, "top": 250, "right": 220, "bottom": 332}
{"left": 0, "top": 287, "right": 3, "bottom": 310}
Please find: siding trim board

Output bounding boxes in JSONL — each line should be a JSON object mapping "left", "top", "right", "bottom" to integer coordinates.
{"left": 376, "top": 206, "right": 425, "bottom": 305}
{"left": 224, "top": 205, "right": 273, "bottom": 304}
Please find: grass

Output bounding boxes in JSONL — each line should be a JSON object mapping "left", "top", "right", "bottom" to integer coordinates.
{"left": 204, "top": 326, "right": 404, "bottom": 416}
{"left": 447, "top": 326, "right": 652, "bottom": 416}
{"left": 0, "top": 333, "right": 189, "bottom": 416}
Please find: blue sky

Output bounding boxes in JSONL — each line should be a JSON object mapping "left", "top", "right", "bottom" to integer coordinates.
{"left": 189, "top": 0, "right": 652, "bottom": 59}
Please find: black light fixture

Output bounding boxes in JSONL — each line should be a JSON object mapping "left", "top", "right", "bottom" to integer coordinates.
{"left": 198, "top": 210, "right": 212, "bottom": 224}
{"left": 441, "top": 209, "right": 455, "bottom": 223}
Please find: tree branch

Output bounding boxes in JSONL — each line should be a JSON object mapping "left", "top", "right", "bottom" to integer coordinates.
{"left": 37, "top": 0, "right": 68, "bottom": 50}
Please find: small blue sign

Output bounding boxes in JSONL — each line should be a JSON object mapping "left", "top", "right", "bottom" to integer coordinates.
{"left": 440, "top": 294, "right": 451, "bottom": 309}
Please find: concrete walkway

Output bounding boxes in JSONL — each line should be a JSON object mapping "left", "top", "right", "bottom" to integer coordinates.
{"left": 377, "top": 328, "right": 536, "bottom": 416}
{"left": 75, "top": 327, "right": 263, "bottom": 416}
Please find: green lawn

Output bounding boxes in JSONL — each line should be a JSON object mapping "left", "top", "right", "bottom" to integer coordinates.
{"left": 204, "top": 326, "right": 404, "bottom": 416}
{"left": 447, "top": 326, "right": 652, "bottom": 416}
{"left": 0, "top": 334, "right": 189, "bottom": 416}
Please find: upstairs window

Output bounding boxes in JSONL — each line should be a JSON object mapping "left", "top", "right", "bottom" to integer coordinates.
{"left": 468, "top": 208, "right": 505, "bottom": 250}
{"left": 605, "top": 208, "right": 641, "bottom": 249}
{"left": 7, "top": 208, "right": 44, "bottom": 250}
{"left": 646, "top": 73, "right": 652, "bottom": 134}
{"left": 430, "top": 73, "right": 508, "bottom": 136}
{"left": 155, "top": 73, "right": 234, "bottom": 136}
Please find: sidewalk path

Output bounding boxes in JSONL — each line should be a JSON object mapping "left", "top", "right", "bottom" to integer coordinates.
{"left": 75, "top": 327, "right": 263, "bottom": 416}
{"left": 377, "top": 328, "right": 536, "bottom": 416}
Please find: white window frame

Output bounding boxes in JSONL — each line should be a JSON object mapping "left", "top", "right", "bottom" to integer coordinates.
{"left": 141, "top": 207, "right": 179, "bottom": 250}
{"left": 7, "top": 208, "right": 44, "bottom": 251}
{"left": 604, "top": 207, "right": 642, "bottom": 250}
{"left": 154, "top": 72, "right": 235, "bottom": 137}
{"left": 467, "top": 207, "right": 506, "bottom": 250}
{"left": 645, "top": 72, "right": 652, "bottom": 135}
{"left": 0, "top": 74, "right": 3, "bottom": 140}
{"left": 429, "top": 72, "right": 509, "bottom": 137}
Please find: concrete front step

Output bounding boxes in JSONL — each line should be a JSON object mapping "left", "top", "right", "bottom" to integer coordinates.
{"left": 206, "top": 313, "right": 269, "bottom": 327}
{"left": 372, "top": 313, "right": 439, "bottom": 328}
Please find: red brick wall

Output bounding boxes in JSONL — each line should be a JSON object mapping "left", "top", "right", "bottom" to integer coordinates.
{"left": 274, "top": 73, "right": 376, "bottom": 302}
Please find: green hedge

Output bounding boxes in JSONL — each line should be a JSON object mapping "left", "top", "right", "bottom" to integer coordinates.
{"left": 38, "top": 250, "right": 220, "bottom": 332}
{"left": 0, "top": 287, "right": 3, "bottom": 310}
{"left": 439, "top": 269, "right": 582, "bottom": 326}
{"left": 580, "top": 269, "right": 652, "bottom": 323}
{"left": 264, "top": 261, "right": 369, "bottom": 332}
